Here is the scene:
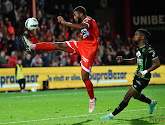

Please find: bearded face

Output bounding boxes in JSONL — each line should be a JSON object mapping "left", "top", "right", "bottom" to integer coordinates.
{"left": 77, "top": 17, "right": 82, "bottom": 24}
{"left": 73, "top": 11, "right": 82, "bottom": 24}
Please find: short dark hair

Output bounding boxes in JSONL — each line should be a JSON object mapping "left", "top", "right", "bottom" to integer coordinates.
{"left": 73, "top": 6, "right": 87, "bottom": 15}
{"left": 136, "top": 28, "right": 151, "bottom": 39}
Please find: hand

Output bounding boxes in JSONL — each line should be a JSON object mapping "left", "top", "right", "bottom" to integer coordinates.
{"left": 137, "top": 72, "right": 142, "bottom": 78}
{"left": 57, "top": 16, "right": 66, "bottom": 24}
{"left": 116, "top": 56, "right": 124, "bottom": 63}
{"left": 137, "top": 70, "right": 148, "bottom": 78}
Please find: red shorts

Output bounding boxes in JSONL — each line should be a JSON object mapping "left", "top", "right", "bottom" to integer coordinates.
{"left": 66, "top": 41, "right": 98, "bottom": 73}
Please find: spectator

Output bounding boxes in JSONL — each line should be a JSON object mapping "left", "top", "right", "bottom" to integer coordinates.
{"left": 103, "top": 21, "right": 111, "bottom": 40}
{"left": 0, "top": 50, "right": 8, "bottom": 67}
{"left": 44, "top": 29, "right": 52, "bottom": 42}
{"left": 2, "top": 0, "right": 13, "bottom": 19}
{"left": 97, "top": 22, "right": 104, "bottom": 40}
{"left": 124, "top": 36, "right": 132, "bottom": 46}
{"left": 4, "top": 17, "right": 9, "bottom": 26}
{"left": 6, "top": 34, "right": 17, "bottom": 55}
{"left": 59, "top": 4, "right": 66, "bottom": 16}
{"left": 42, "top": 52, "right": 50, "bottom": 67}
{"left": 0, "top": 20, "right": 7, "bottom": 38}
{"left": 30, "top": 53, "right": 43, "bottom": 67}
{"left": 117, "top": 47, "right": 125, "bottom": 58}
{"left": 59, "top": 52, "right": 71, "bottom": 66}
{"left": 69, "top": 32, "right": 76, "bottom": 41}
{"left": 0, "top": 0, "right": 140, "bottom": 67}
{"left": 52, "top": 35, "right": 56, "bottom": 42}
{"left": 114, "top": 34, "right": 124, "bottom": 50}
{"left": 105, "top": 40, "right": 112, "bottom": 49}
{"left": 104, "top": 21, "right": 111, "bottom": 34}
{"left": 98, "top": 41, "right": 105, "bottom": 58}
{"left": 48, "top": 21, "right": 55, "bottom": 35}
{"left": 0, "top": 31, "right": 3, "bottom": 50}
{"left": 11, "top": 4, "right": 19, "bottom": 27}
{"left": 29, "top": 35, "right": 40, "bottom": 44}
{"left": 6, "top": 21, "right": 15, "bottom": 36}
{"left": 95, "top": 55, "right": 103, "bottom": 66}
{"left": 109, "top": 48, "right": 117, "bottom": 58}
{"left": 62, "top": 27, "right": 69, "bottom": 40}
{"left": 50, "top": 58, "right": 60, "bottom": 67}
{"left": 73, "top": 61, "right": 80, "bottom": 66}
{"left": 23, "top": 53, "right": 31, "bottom": 67}
{"left": 8, "top": 51, "right": 18, "bottom": 67}
{"left": 104, "top": 54, "right": 117, "bottom": 65}
{"left": 68, "top": 3, "right": 73, "bottom": 15}
{"left": 70, "top": 54, "right": 79, "bottom": 66}
{"left": 36, "top": 6, "right": 42, "bottom": 23}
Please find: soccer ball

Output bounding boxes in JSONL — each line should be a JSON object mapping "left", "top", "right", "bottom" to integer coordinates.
{"left": 25, "top": 17, "right": 39, "bottom": 30}
{"left": 31, "top": 87, "right": 37, "bottom": 92}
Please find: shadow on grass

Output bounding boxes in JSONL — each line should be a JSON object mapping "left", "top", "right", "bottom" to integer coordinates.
{"left": 72, "top": 119, "right": 93, "bottom": 125}
{"left": 116, "top": 116, "right": 158, "bottom": 125}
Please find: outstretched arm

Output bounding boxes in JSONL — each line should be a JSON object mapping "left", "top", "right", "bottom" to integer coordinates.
{"left": 116, "top": 56, "right": 137, "bottom": 64}
{"left": 57, "top": 16, "right": 88, "bottom": 30}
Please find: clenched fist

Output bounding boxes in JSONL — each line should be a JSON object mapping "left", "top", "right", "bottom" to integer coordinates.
{"left": 57, "top": 16, "right": 66, "bottom": 24}
{"left": 116, "top": 56, "right": 124, "bottom": 63}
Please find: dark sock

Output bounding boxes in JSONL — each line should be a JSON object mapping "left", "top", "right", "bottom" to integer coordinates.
{"left": 112, "top": 101, "right": 128, "bottom": 116}
{"left": 23, "top": 80, "right": 25, "bottom": 89}
{"left": 137, "top": 94, "right": 151, "bottom": 104}
{"left": 23, "top": 83, "right": 25, "bottom": 89}
{"left": 19, "top": 83, "right": 22, "bottom": 90}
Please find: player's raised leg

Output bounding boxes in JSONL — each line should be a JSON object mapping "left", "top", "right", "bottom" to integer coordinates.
{"left": 19, "top": 35, "right": 68, "bottom": 52}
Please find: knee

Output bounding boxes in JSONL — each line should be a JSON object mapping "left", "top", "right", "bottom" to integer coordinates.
{"left": 133, "top": 95, "right": 140, "bottom": 99}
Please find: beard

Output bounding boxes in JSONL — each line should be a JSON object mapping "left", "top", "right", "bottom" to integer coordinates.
{"left": 77, "top": 17, "right": 82, "bottom": 24}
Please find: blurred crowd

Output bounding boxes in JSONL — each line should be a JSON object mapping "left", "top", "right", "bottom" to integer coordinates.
{"left": 0, "top": 0, "right": 137, "bottom": 68}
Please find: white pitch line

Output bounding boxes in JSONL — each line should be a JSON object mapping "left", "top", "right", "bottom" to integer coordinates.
{"left": 0, "top": 107, "right": 165, "bottom": 124}
{"left": 9, "top": 90, "right": 126, "bottom": 98}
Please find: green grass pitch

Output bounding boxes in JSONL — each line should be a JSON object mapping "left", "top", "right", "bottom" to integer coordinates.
{"left": 0, "top": 85, "right": 165, "bottom": 125}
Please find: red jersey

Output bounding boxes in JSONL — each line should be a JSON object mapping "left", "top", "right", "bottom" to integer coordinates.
{"left": 81, "top": 16, "right": 99, "bottom": 44}
{"left": 66, "top": 16, "right": 99, "bottom": 72}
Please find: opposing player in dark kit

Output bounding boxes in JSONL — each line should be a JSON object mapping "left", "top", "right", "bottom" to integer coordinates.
{"left": 100, "top": 28, "right": 161, "bottom": 120}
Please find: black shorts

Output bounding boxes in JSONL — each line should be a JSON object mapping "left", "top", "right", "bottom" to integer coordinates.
{"left": 18, "top": 78, "right": 25, "bottom": 84}
{"left": 132, "top": 75, "right": 150, "bottom": 93}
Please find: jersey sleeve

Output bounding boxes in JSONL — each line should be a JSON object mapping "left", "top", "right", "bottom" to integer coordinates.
{"left": 82, "top": 18, "right": 92, "bottom": 28}
{"left": 148, "top": 48, "right": 158, "bottom": 60}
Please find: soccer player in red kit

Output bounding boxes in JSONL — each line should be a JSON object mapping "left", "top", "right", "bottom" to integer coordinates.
{"left": 20, "top": 6, "right": 99, "bottom": 113}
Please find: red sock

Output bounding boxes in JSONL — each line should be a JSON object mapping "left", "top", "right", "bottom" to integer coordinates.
{"left": 35, "top": 42, "right": 56, "bottom": 51}
{"left": 84, "top": 79, "right": 94, "bottom": 99}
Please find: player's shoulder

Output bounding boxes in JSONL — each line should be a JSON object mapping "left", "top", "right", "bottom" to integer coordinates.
{"left": 146, "top": 44, "right": 157, "bottom": 56}
{"left": 83, "top": 16, "right": 95, "bottom": 22}
{"left": 146, "top": 44, "right": 155, "bottom": 51}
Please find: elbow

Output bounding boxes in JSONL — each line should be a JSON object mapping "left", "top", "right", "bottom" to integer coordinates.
{"left": 156, "top": 61, "right": 161, "bottom": 68}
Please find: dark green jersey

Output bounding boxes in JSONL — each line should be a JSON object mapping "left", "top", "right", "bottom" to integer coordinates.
{"left": 135, "top": 43, "right": 158, "bottom": 80}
